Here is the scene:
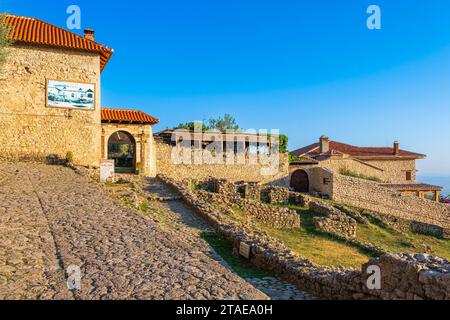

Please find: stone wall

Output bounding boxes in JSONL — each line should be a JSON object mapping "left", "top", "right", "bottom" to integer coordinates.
{"left": 158, "top": 175, "right": 450, "bottom": 300}
{"left": 294, "top": 158, "right": 418, "bottom": 184}
{"left": 156, "top": 142, "right": 289, "bottom": 185}
{"left": 309, "top": 202, "right": 357, "bottom": 239}
{"left": 0, "top": 44, "right": 102, "bottom": 166}
{"left": 319, "top": 158, "right": 384, "bottom": 180}
{"left": 304, "top": 166, "right": 334, "bottom": 197}
{"left": 364, "top": 159, "right": 417, "bottom": 184}
{"left": 261, "top": 186, "right": 290, "bottom": 205}
{"left": 242, "top": 182, "right": 261, "bottom": 201}
{"left": 101, "top": 123, "right": 156, "bottom": 177}
{"left": 207, "top": 178, "right": 238, "bottom": 195}
{"left": 196, "top": 190, "right": 300, "bottom": 229}
{"left": 332, "top": 173, "right": 450, "bottom": 230}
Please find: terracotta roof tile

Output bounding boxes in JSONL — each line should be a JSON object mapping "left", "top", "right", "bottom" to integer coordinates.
{"left": 291, "top": 141, "right": 426, "bottom": 159}
{"left": 4, "top": 14, "right": 113, "bottom": 72}
{"left": 101, "top": 108, "right": 159, "bottom": 125}
{"left": 381, "top": 183, "right": 443, "bottom": 191}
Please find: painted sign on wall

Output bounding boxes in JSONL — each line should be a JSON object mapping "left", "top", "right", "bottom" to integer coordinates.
{"left": 47, "top": 79, "right": 95, "bottom": 110}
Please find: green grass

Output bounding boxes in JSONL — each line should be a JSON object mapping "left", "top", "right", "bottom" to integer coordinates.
{"left": 356, "top": 222, "right": 450, "bottom": 260}
{"left": 200, "top": 233, "right": 273, "bottom": 278}
{"left": 229, "top": 205, "right": 371, "bottom": 269}
{"left": 229, "top": 203, "right": 450, "bottom": 269}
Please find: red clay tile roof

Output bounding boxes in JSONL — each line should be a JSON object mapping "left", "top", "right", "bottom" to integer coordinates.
{"left": 4, "top": 14, "right": 113, "bottom": 72}
{"left": 381, "top": 183, "right": 443, "bottom": 192}
{"left": 291, "top": 141, "right": 426, "bottom": 159}
{"left": 101, "top": 108, "right": 159, "bottom": 125}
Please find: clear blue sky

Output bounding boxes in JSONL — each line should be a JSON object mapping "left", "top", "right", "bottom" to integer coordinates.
{"left": 3, "top": 0, "right": 450, "bottom": 175}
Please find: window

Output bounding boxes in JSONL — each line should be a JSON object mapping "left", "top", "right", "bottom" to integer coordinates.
{"left": 406, "top": 171, "right": 412, "bottom": 181}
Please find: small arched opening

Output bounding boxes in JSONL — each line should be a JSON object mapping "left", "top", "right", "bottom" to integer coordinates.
{"left": 108, "top": 131, "right": 136, "bottom": 173}
{"left": 290, "top": 169, "right": 309, "bottom": 193}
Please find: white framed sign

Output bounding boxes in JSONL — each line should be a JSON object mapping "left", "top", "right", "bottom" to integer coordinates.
{"left": 239, "top": 242, "right": 251, "bottom": 259}
{"left": 100, "top": 160, "right": 115, "bottom": 182}
{"left": 46, "top": 79, "right": 96, "bottom": 110}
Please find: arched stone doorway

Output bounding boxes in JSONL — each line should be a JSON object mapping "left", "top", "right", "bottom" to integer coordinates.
{"left": 108, "top": 131, "right": 136, "bottom": 173}
{"left": 290, "top": 169, "right": 309, "bottom": 193}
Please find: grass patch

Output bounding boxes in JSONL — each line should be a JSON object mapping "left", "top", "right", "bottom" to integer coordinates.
{"left": 228, "top": 204, "right": 370, "bottom": 269}
{"left": 260, "top": 207, "right": 370, "bottom": 268}
{"left": 228, "top": 202, "right": 450, "bottom": 268}
{"left": 357, "top": 223, "right": 450, "bottom": 260}
{"left": 200, "top": 233, "right": 273, "bottom": 278}
{"left": 188, "top": 181, "right": 200, "bottom": 191}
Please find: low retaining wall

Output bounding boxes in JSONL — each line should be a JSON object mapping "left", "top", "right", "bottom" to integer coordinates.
{"left": 310, "top": 202, "right": 357, "bottom": 239}
{"left": 158, "top": 174, "right": 450, "bottom": 300}
{"left": 333, "top": 174, "right": 450, "bottom": 230}
{"left": 261, "top": 186, "right": 290, "bottom": 205}
{"left": 196, "top": 189, "right": 300, "bottom": 229}
{"left": 307, "top": 168, "right": 450, "bottom": 237}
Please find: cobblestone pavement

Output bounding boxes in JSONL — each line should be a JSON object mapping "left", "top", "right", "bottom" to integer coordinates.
{"left": 0, "top": 162, "right": 267, "bottom": 300}
{"left": 121, "top": 177, "right": 316, "bottom": 300}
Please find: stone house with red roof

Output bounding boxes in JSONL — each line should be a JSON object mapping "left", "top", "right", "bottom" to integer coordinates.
{"left": 290, "top": 136, "right": 443, "bottom": 202}
{"left": 0, "top": 14, "right": 159, "bottom": 176}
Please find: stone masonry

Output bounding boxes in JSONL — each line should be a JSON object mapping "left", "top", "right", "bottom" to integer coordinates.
{"left": 196, "top": 190, "right": 300, "bottom": 229}
{"left": 0, "top": 44, "right": 102, "bottom": 166}
{"left": 261, "top": 187, "right": 290, "bottom": 205}
{"left": 306, "top": 167, "right": 450, "bottom": 234}
{"left": 309, "top": 202, "right": 357, "bottom": 239}
{"left": 156, "top": 142, "right": 290, "bottom": 185}
{"left": 159, "top": 174, "right": 450, "bottom": 300}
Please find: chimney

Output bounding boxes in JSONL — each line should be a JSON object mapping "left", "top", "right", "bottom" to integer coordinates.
{"left": 320, "top": 135, "right": 330, "bottom": 153}
{"left": 393, "top": 141, "right": 399, "bottom": 155}
{"left": 84, "top": 29, "right": 95, "bottom": 41}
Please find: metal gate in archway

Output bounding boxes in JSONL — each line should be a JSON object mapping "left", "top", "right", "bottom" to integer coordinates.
{"left": 107, "top": 131, "right": 136, "bottom": 174}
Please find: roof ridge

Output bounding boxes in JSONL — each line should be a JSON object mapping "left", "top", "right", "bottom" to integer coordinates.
{"left": 4, "top": 14, "right": 114, "bottom": 71}
{"left": 6, "top": 14, "right": 113, "bottom": 52}
{"left": 102, "top": 107, "right": 147, "bottom": 112}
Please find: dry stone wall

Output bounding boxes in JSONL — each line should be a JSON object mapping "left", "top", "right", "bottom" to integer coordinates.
{"left": 242, "top": 182, "right": 261, "bottom": 201}
{"left": 261, "top": 186, "right": 290, "bottom": 205}
{"left": 309, "top": 202, "right": 357, "bottom": 239}
{"left": 307, "top": 168, "right": 450, "bottom": 235}
{"left": 157, "top": 174, "right": 450, "bottom": 300}
{"left": 195, "top": 189, "right": 300, "bottom": 229}
{"left": 332, "top": 173, "right": 450, "bottom": 232}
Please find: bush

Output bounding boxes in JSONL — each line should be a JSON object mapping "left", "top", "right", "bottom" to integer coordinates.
{"left": 65, "top": 151, "right": 74, "bottom": 163}
{"left": 289, "top": 154, "right": 301, "bottom": 163}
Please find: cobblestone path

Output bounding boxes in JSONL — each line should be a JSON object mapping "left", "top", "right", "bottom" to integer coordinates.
{"left": 129, "top": 177, "right": 316, "bottom": 300}
{"left": 0, "top": 162, "right": 267, "bottom": 300}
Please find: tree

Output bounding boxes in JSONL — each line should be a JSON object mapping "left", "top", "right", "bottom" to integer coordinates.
{"left": 207, "top": 114, "right": 240, "bottom": 132}
{"left": 278, "top": 134, "right": 289, "bottom": 153}
{"left": 0, "top": 13, "right": 12, "bottom": 73}
{"left": 174, "top": 121, "right": 211, "bottom": 132}
{"left": 174, "top": 114, "right": 241, "bottom": 132}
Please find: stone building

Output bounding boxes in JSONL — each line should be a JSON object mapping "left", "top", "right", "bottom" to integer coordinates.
{"left": 154, "top": 129, "right": 290, "bottom": 184}
{"left": 0, "top": 14, "right": 159, "bottom": 175}
{"left": 290, "top": 136, "right": 443, "bottom": 201}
